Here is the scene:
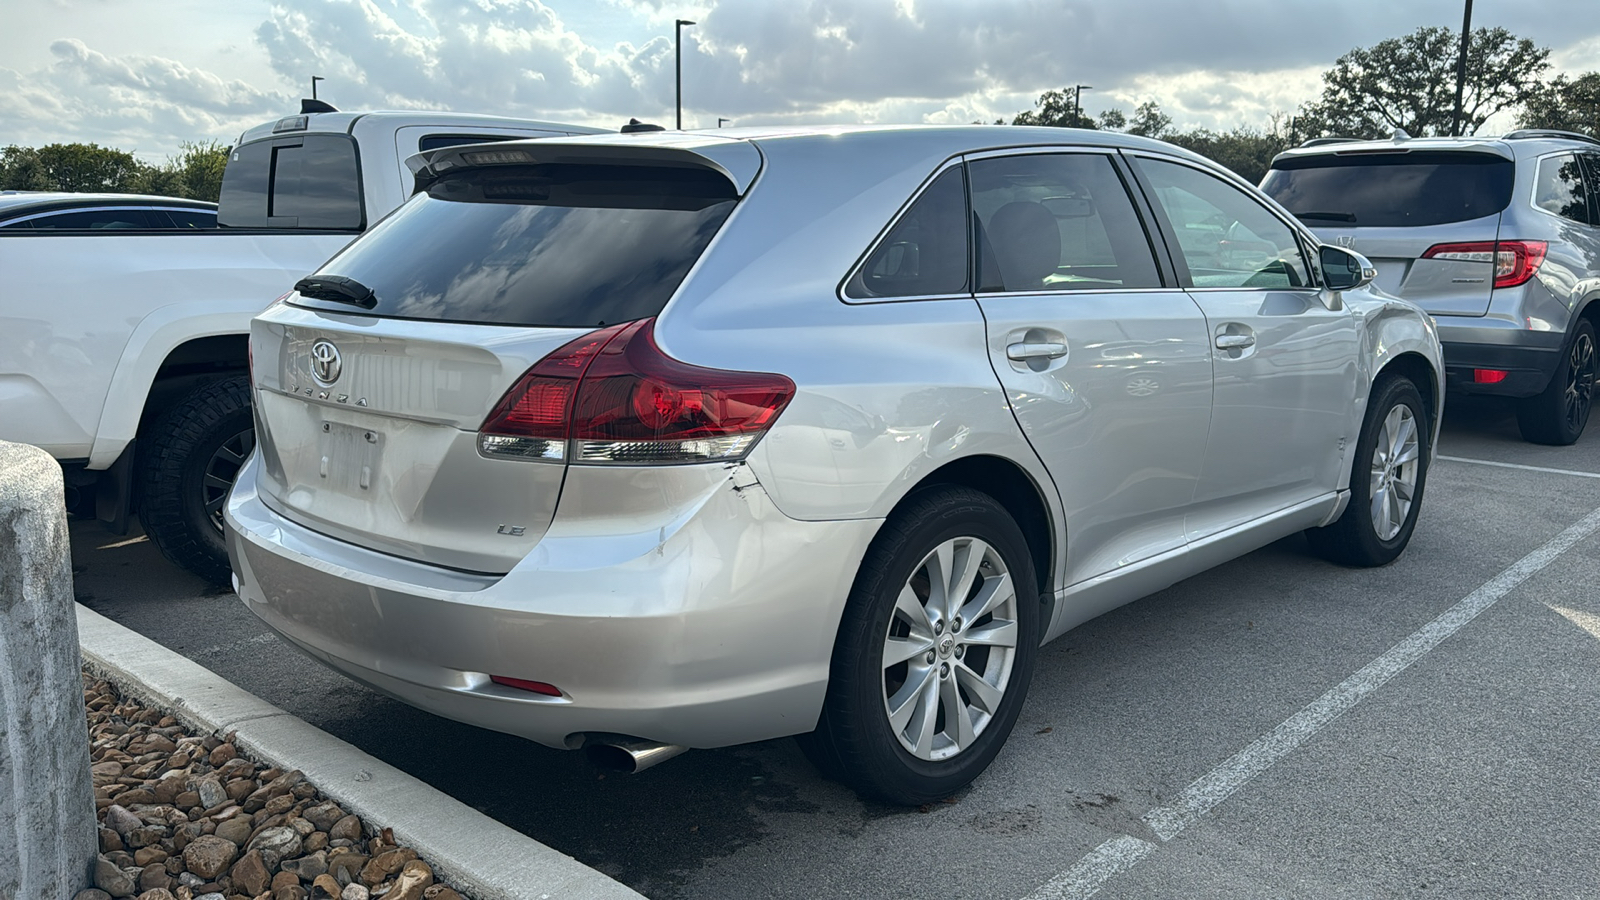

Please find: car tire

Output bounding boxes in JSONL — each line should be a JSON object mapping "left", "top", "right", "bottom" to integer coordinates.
{"left": 1305, "top": 376, "right": 1429, "bottom": 568}
{"left": 798, "top": 486, "right": 1040, "bottom": 805}
{"left": 1516, "top": 318, "right": 1596, "bottom": 446}
{"left": 139, "top": 376, "right": 254, "bottom": 587}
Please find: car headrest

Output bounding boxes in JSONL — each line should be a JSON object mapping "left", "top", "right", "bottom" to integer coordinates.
{"left": 989, "top": 201, "right": 1059, "bottom": 288}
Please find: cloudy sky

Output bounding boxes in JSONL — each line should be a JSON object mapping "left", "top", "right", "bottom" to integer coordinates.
{"left": 4, "top": 0, "right": 1599, "bottom": 160}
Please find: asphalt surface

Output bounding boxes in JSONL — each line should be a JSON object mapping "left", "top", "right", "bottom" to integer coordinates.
{"left": 73, "top": 395, "right": 1600, "bottom": 899}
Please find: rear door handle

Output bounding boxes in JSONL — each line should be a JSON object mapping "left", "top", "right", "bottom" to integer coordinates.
{"left": 1215, "top": 333, "right": 1255, "bottom": 350}
{"left": 1006, "top": 341, "right": 1069, "bottom": 361}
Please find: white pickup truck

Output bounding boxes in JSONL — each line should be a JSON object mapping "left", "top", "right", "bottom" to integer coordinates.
{"left": 0, "top": 105, "right": 602, "bottom": 583}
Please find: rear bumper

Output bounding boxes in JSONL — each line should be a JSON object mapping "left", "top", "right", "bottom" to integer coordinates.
{"left": 1435, "top": 319, "right": 1565, "bottom": 398}
{"left": 224, "top": 454, "right": 880, "bottom": 750}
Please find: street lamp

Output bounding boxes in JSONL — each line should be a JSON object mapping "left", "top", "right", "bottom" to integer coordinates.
{"left": 718, "top": 117, "right": 732, "bottom": 128}
{"left": 1073, "top": 84, "right": 1094, "bottom": 126}
{"left": 311, "top": 76, "right": 324, "bottom": 101}
{"left": 1451, "top": 0, "right": 1474, "bottom": 136}
{"left": 676, "top": 19, "right": 696, "bottom": 130}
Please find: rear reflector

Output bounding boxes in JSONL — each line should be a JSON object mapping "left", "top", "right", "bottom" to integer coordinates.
{"left": 479, "top": 317, "right": 795, "bottom": 465}
{"left": 1473, "top": 368, "right": 1510, "bottom": 384}
{"left": 1422, "top": 240, "right": 1548, "bottom": 289}
{"left": 490, "top": 676, "right": 563, "bottom": 696}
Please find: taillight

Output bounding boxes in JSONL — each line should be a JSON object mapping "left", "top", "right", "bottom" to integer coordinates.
{"left": 479, "top": 318, "right": 795, "bottom": 465}
{"left": 489, "top": 675, "right": 562, "bottom": 697}
{"left": 1473, "top": 368, "right": 1509, "bottom": 384}
{"left": 1422, "top": 240, "right": 1548, "bottom": 289}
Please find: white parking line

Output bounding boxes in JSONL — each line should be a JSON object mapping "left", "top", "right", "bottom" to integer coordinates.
{"left": 1024, "top": 502, "right": 1600, "bottom": 900}
{"left": 1438, "top": 454, "right": 1600, "bottom": 480}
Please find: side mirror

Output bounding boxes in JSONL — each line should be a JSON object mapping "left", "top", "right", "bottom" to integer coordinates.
{"left": 1320, "top": 245, "right": 1376, "bottom": 291}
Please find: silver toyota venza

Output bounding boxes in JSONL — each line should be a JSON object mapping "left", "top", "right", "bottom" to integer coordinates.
{"left": 226, "top": 125, "right": 1444, "bottom": 804}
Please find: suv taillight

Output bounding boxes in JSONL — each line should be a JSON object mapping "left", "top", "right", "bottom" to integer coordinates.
{"left": 479, "top": 318, "right": 795, "bottom": 465}
{"left": 1422, "top": 240, "right": 1548, "bottom": 289}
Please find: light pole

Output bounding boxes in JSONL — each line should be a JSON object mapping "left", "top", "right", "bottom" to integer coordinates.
{"left": 311, "top": 76, "right": 324, "bottom": 100}
{"left": 718, "top": 117, "right": 732, "bottom": 128}
{"left": 1451, "top": 0, "right": 1473, "bottom": 136}
{"left": 1073, "top": 84, "right": 1094, "bottom": 127}
{"left": 676, "top": 19, "right": 696, "bottom": 130}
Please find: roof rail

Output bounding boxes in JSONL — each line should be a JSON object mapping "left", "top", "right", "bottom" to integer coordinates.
{"left": 1299, "top": 136, "right": 1361, "bottom": 148}
{"left": 1502, "top": 129, "right": 1600, "bottom": 146}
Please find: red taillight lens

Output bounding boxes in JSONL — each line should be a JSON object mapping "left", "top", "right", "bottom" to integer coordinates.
{"left": 478, "top": 323, "right": 631, "bottom": 460}
{"left": 1422, "top": 240, "right": 1548, "bottom": 289}
{"left": 1473, "top": 368, "right": 1509, "bottom": 384}
{"left": 479, "top": 318, "right": 795, "bottom": 465}
{"left": 489, "top": 675, "right": 562, "bottom": 697}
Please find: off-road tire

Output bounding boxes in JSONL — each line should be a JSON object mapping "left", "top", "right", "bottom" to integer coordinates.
{"left": 139, "top": 376, "right": 253, "bottom": 586}
{"left": 797, "top": 486, "right": 1040, "bottom": 805}
{"left": 1305, "top": 376, "right": 1429, "bottom": 567}
{"left": 1517, "top": 318, "right": 1596, "bottom": 446}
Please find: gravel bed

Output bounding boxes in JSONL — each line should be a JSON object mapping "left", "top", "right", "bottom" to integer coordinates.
{"left": 79, "top": 674, "right": 468, "bottom": 900}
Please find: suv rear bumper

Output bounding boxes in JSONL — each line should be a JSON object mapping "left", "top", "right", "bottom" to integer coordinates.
{"left": 224, "top": 454, "right": 880, "bottom": 751}
{"left": 1436, "top": 319, "right": 1565, "bottom": 398}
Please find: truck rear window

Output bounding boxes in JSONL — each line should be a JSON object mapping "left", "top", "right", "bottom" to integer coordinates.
{"left": 218, "top": 134, "right": 363, "bottom": 230}
{"left": 1261, "top": 151, "right": 1513, "bottom": 227}
{"left": 289, "top": 164, "right": 737, "bottom": 328}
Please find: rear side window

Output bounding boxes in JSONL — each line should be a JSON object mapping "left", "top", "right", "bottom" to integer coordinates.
{"left": 1533, "top": 153, "right": 1594, "bottom": 225}
{"left": 218, "top": 134, "right": 363, "bottom": 229}
{"left": 969, "top": 153, "right": 1161, "bottom": 292}
{"left": 292, "top": 164, "right": 737, "bottom": 328}
{"left": 845, "top": 167, "right": 969, "bottom": 299}
{"left": 1262, "top": 151, "right": 1514, "bottom": 227}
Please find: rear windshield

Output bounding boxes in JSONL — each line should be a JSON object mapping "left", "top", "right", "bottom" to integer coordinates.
{"left": 1261, "top": 151, "right": 1513, "bottom": 227}
{"left": 289, "top": 164, "right": 738, "bottom": 328}
{"left": 218, "top": 134, "right": 363, "bottom": 229}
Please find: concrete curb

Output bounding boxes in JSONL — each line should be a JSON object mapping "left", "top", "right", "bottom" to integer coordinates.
{"left": 77, "top": 604, "right": 645, "bottom": 900}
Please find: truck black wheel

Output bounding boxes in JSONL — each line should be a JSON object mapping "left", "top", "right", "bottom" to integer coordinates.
{"left": 139, "top": 376, "right": 254, "bottom": 587}
{"left": 1517, "top": 318, "right": 1596, "bottom": 446}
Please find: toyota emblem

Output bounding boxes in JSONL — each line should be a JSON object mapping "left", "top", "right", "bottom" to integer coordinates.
{"left": 310, "top": 340, "right": 342, "bottom": 386}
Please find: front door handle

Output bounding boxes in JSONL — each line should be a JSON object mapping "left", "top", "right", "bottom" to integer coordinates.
{"left": 1215, "top": 333, "right": 1255, "bottom": 350}
{"left": 1006, "top": 341, "right": 1070, "bottom": 361}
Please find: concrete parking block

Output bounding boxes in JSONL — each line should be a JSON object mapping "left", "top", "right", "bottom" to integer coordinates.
{"left": 77, "top": 603, "right": 644, "bottom": 900}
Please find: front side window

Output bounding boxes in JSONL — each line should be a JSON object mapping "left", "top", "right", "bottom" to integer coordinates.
{"left": 218, "top": 134, "right": 362, "bottom": 229}
{"left": 845, "top": 166, "right": 969, "bottom": 299}
{"left": 1534, "top": 153, "right": 1593, "bottom": 225}
{"left": 1139, "top": 159, "right": 1311, "bottom": 289}
{"left": 969, "top": 153, "right": 1162, "bottom": 293}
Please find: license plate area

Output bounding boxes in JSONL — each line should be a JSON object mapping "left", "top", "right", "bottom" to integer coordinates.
{"left": 317, "top": 421, "right": 384, "bottom": 495}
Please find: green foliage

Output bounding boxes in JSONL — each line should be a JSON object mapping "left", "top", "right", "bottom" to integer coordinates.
{"left": 1127, "top": 101, "right": 1172, "bottom": 139}
{"left": 1165, "top": 127, "right": 1291, "bottom": 185}
{"left": 0, "top": 140, "right": 229, "bottom": 202}
{"left": 1518, "top": 72, "right": 1600, "bottom": 136}
{"left": 1013, "top": 88, "right": 1098, "bottom": 129}
{"left": 1299, "top": 25, "right": 1549, "bottom": 139}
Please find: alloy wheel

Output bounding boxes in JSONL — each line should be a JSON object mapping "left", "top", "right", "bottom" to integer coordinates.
{"left": 881, "top": 536, "right": 1019, "bottom": 761}
{"left": 1368, "top": 404, "right": 1420, "bottom": 542}
{"left": 1563, "top": 331, "right": 1596, "bottom": 434}
{"left": 203, "top": 427, "right": 255, "bottom": 533}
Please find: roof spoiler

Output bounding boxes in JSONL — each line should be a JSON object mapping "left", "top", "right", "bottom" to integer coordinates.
{"left": 300, "top": 98, "right": 338, "bottom": 114}
{"left": 405, "top": 136, "right": 764, "bottom": 195}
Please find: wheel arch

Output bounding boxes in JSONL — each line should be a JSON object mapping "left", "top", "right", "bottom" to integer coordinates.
{"left": 1374, "top": 351, "right": 1441, "bottom": 440}
{"left": 893, "top": 454, "right": 1058, "bottom": 605}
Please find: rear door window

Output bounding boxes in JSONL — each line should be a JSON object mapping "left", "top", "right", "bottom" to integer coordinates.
{"left": 1139, "top": 158, "right": 1312, "bottom": 289}
{"left": 1262, "top": 151, "right": 1514, "bottom": 227}
{"left": 1533, "top": 153, "right": 1594, "bottom": 225}
{"left": 292, "top": 164, "right": 738, "bottom": 328}
{"left": 845, "top": 167, "right": 969, "bottom": 299}
{"left": 218, "top": 134, "right": 363, "bottom": 229}
{"left": 969, "top": 153, "right": 1161, "bottom": 292}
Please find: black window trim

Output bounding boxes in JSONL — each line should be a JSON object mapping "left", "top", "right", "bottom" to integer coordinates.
{"left": 1123, "top": 150, "right": 1321, "bottom": 294}
{"left": 223, "top": 132, "right": 367, "bottom": 232}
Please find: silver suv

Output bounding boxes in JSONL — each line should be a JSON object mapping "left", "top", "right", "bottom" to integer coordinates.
{"left": 1263, "top": 130, "right": 1600, "bottom": 444}
{"left": 226, "top": 126, "right": 1442, "bottom": 803}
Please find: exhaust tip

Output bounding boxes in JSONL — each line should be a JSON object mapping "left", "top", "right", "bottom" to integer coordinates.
{"left": 584, "top": 738, "right": 688, "bottom": 774}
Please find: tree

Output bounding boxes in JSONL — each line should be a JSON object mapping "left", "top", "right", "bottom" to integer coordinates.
{"left": 1096, "top": 108, "right": 1127, "bottom": 131}
{"left": 1166, "top": 126, "right": 1291, "bottom": 185}
{"left": 1519, "top": 72, "right": 1600, "bottom": 136}
{"left": 1127, "top": 101, "right": 1173, "bottom": 139}
{"left": 1299, "top": 26, "right": 1549, "bottom": 139}
{"left": 1013, "top": 88, "right": 1098, "bottom": 129}
{"left": 0, "top": 140, "right": 230, "bottom": 202}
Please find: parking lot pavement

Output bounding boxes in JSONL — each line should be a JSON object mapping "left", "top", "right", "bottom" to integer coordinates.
{"left": 74, "top": 395, "right": 1600, "bottom": 899}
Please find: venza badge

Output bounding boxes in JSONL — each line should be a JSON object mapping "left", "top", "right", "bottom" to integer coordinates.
{"left": 310, "top": 339, "right": 343, "bottom": 386}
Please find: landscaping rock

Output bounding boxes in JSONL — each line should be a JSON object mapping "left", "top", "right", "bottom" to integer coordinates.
{"left": 246, "top": 826, "right": 303, "bottom": 869}
{"left": 214, "top": 817, "right": 254, "bottom": 847}
{"left": 339, "top": 885, "right": 368, "bottom": 900}
{"left": 73, "top": 890, "right": 113, "bottom": 900}
{"left": 182, "top": 836, "right": 239, "bottom": 881}
{"left": 310, "top": 874, "right": 342, "bottom": 900}
{"left": 328, "top": 816, "right": 361, "bottom": 844}
{"left": 94, "top": 855, "right": 137, "bottom": 898}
